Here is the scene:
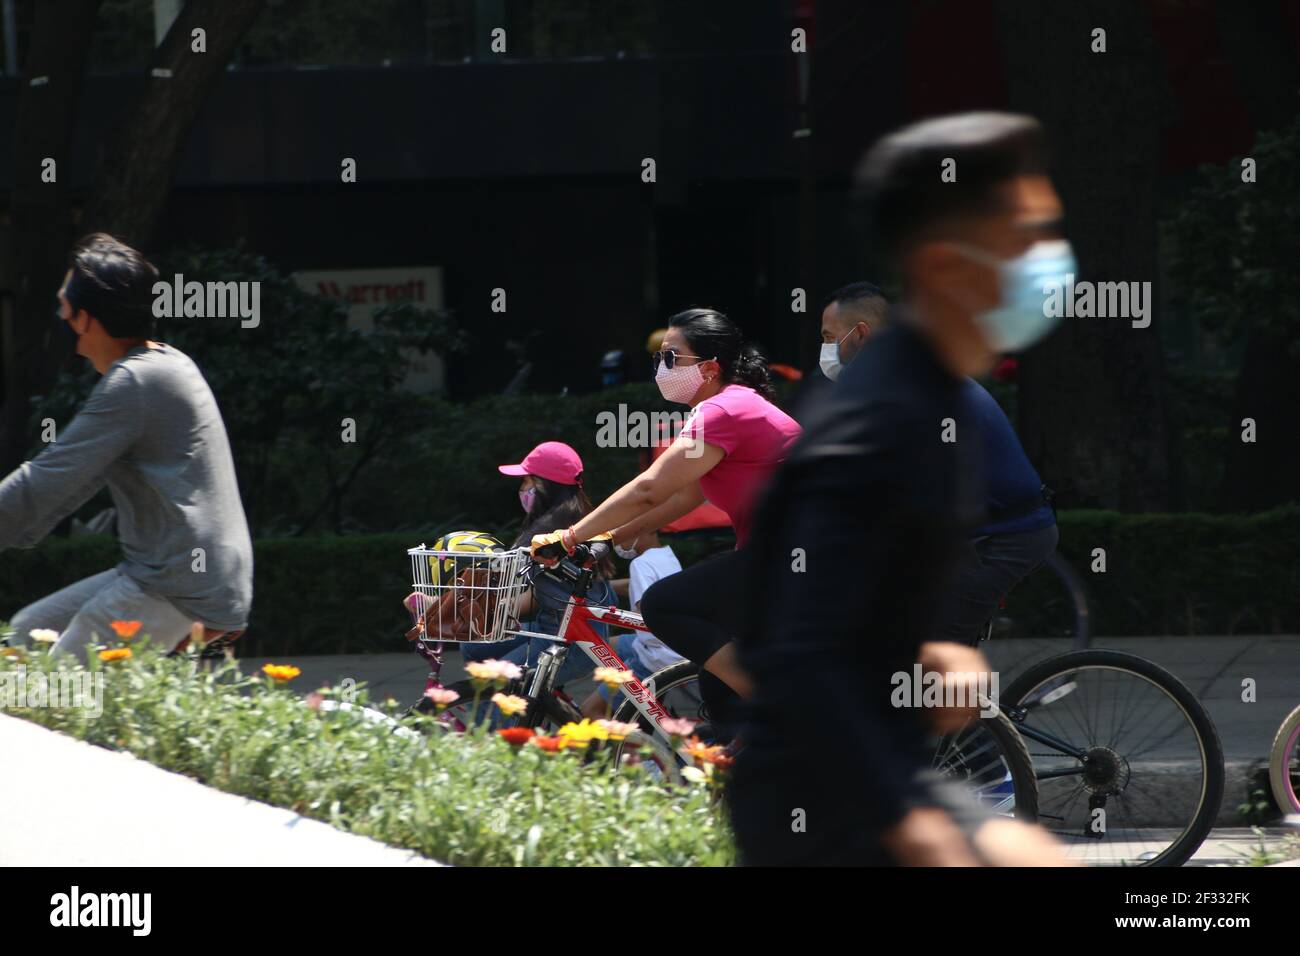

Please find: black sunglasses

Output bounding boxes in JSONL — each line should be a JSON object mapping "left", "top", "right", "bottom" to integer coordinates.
{"left": 652, "top": 349, "right": 711, "bottom": 372}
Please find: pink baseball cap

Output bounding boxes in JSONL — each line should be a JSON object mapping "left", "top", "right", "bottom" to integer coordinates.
{"left": 498, "top": 441, "right": 584, "bottom": 486}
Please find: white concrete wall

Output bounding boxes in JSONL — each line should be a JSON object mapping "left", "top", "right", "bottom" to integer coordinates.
{"left": 0, "top": 714, "right": 440, "bottom": 866}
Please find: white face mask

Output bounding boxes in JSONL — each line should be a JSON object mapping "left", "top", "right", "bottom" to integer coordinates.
{"left": 818, "top": 328, "right": 857, "bottom": 381}
{"left": 655, "top": 360, "right": 707, "bottom": 404}
{"left": 613, "top": 541, "right": 640, "bottom": 560}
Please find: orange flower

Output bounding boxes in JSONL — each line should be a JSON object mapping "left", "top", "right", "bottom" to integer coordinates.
{"left": 498, "top": 727, "right": 536, "bottom": 747}
{"left": 98, "top": 648, "right": 133, "bottom": 663}
{"left": 684, "top": 736, "right": 724, "bottom": 765}
{"left": 262, "top": 664, "right": 302, "bottom": 683}
{"left": 110, "top": 620, "right": 142, "bottom": 640}
{"left": 530, "top": 735, "right": 565, "bottom": 753}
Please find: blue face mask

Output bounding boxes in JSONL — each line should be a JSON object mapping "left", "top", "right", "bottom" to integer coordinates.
{"left": 955, "top": 239, "right": 1076, "bottom": 352}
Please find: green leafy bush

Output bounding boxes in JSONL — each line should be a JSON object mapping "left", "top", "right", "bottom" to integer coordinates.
{"left": 0, "top": 646, "right": 734, "bottom": 867}
{"left": 1, "top": 508, "right": 1294, "bottom": 656}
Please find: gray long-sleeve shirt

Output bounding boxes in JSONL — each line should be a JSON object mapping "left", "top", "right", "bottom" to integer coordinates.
{"left": 0, "top": 344, "right": 253, "bottom": 630}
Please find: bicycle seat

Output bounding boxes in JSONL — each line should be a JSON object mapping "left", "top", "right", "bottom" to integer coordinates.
{"left": 169, "top": 627, "right": 245, "bottom": 657}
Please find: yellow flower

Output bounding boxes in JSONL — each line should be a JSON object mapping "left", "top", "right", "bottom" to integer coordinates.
{"left": 557, "top": 718, "right": 609, "bottom": 748}
{"left": 1, "top": 647, "right": 27, "bottom": 660}
{"left": 98, "top": 648, "right": 133, "bottom": 663}
{"left": 593, "top": 667, "right": 634, "bottom": 690}
{"left": 491, "top": 692, "right": 530, "bottom": 717}
{"left": 262, "top": 664, "right": 302, "bottom": 683}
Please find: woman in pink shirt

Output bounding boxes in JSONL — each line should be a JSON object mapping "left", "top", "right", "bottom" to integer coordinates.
{"left": 532, "top": 308, "right": 801, "bottom": 723}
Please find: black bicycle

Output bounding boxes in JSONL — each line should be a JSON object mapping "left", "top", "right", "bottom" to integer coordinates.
{"left": 611, "top": 555, "right": 1224, "bottom": 866}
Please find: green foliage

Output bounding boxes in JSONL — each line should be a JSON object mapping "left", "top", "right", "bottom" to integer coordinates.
{"left": 0, "top": 647, "right": 734, "bottom": 866}
{"left": 2, "top": 509, "right": 1295, "bottom": 656}
{"left": 1237, "top": 788, "right": 1277, "bottom": 827}
{"left": 1165, "top": 119, "right": 1300, "bottom": 355}
{"left": 32, "top": 246, "right": 466, "bottom": 536}
{"left": 1041, "top": 507, "right": 1300, "bottom": 636}
{"left": 1232, "top": 827, "right": 1300, "bottom": 867}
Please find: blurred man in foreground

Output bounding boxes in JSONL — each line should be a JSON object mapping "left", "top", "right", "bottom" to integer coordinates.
{"left": 732, "top": 112, "right": 1076, "bottom": 865}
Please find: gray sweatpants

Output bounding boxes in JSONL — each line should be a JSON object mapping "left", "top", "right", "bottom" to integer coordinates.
{"left": 6, "top": 569, "right": 194, "bottom": 659}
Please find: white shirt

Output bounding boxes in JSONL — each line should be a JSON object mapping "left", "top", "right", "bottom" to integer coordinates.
{"left": 628, "top": 545, "right": 685, "bottom": 672}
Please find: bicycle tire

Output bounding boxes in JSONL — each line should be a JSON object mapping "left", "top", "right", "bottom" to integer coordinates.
{"left": 1003, "top": 649, "right": 1224, "bottom": 867}
{"left": 611, "top": 661, "right": 1038, "bottom": 819}
{"left": 1041, "top": 551, "right": 1092, "bottom": 651}
{"left": 608, "top": 660, "right": 708, "bottom": 779}
{"left": 933, "top": 707, "right": 1040, "bottom": 823}
{"left": 1268, "top": 704, "right": 1300, "bottom": 816}
{"left": 609, "top": 659, "right": 706, "bottom": 736}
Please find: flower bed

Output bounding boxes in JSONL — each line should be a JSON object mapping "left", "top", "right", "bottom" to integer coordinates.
{"left": 0, "top": 642, "right": 734, "bottom": 866}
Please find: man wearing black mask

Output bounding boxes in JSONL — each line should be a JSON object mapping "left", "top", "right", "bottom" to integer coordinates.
{"left": 0, "top": 234, "right": 252, "bottom": 659}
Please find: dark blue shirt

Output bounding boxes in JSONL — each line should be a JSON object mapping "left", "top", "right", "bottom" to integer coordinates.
{"left": 960, "top": 379, "right": 1054, "bottom": 536}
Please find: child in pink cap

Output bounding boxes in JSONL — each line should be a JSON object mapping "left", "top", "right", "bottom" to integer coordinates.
{"left": 460, "top": 442, "right": 617, "bottom": 686}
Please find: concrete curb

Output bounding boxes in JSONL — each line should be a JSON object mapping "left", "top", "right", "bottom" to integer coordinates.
{"left": 0, "top": 713, "right": 441, "bottom": 866}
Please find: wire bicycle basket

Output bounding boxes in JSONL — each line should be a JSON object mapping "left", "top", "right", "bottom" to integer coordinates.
{"left": 405, "top": 545, "right": 531, "bottom": 645}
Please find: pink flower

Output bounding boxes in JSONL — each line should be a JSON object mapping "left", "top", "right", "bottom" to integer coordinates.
{"left": 424, "top": 686, "right": 461, "bottom": 707}
{"left": 660, "top": 717, "right": 698, "bottom": 738}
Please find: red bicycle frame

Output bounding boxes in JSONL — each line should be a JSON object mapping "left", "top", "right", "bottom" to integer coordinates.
{"left": 544, "top": 596, "right": 677, "bottom": 732}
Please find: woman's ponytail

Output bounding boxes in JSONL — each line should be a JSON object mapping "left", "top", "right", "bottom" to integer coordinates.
{"left": 731, "top": 343, "right": 775, "bottom": 399}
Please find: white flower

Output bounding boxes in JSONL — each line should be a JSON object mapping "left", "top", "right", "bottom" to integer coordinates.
{"left": 28, "top": 629, "right": 60, "bottom": 644}
{"left": 464, "top": 659, "right": 523, "bottom": 682}
{"left": 681, "top": 766, "right": 709, "bottom": 785}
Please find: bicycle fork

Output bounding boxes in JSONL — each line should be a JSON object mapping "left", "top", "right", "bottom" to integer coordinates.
{"left": 523, "top": 644, "right": 569, "bottom": 726}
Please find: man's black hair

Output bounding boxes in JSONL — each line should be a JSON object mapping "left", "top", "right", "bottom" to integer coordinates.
{"left": 854, "top": 112, "right": 1049, "bottom": 262}
{"left": 824, "top": 281, "right": 889, "bottom": 327}
{"left": 64, "top": 233, "right": 160, "bottom": 339}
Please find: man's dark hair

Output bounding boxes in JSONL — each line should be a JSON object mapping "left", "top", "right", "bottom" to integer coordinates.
{"left": 854, "top": 112, "right": 1049, "bottom": 262}
{"left": 64, "top": 233, "right": 160, "bottom": 339}
{"left": 825, "top": 281, "right": 890, "bottom": 327}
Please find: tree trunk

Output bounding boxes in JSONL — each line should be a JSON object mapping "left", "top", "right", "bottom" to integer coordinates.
{"left": 0, "top": 0, "right": 265, "bottom": 476}
{"left": 0, "top": 0, "right": 103, "bottom": 475}
{"left": 994, "top": 0, "right": 1176, "bottom": 510}
{"left": 82, "top": 0, "right": 266, "bottom": 246}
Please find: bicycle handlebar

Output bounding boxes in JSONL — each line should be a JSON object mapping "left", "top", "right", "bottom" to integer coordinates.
{"left": 526, "top": 540, "right": 610, "bottom": 595}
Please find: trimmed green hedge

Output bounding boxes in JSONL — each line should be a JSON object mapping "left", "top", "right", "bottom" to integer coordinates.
{"left": 1, "top": 508, "right": 1295, "bottom": 655}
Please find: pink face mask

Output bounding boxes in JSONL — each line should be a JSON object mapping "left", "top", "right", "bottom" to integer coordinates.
{"left": 519, "top": 485, "right": 537, "bottom": 514}
{"left": 655, "top": 361, "right": 706, "bottom": 404}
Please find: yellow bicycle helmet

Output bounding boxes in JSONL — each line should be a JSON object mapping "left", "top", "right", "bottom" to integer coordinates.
{"left": 429, "top": 530, "right": 505, "bottom": 587}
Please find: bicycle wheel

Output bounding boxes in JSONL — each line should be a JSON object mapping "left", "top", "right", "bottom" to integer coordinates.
{"left": 931, "top": 707, "right": 1039, "bottom": 823}
{"left": 1003, "top": 649, "right": 1224, "bottom": 867}
{"left": 991, "top": 552, "right": 1091, "bottom": 650}
{"left": 1269, "top": 705, "right": 1300, "bottom": 816}
{"left": 608, "top": 660, "right": 717, "bottom": 780}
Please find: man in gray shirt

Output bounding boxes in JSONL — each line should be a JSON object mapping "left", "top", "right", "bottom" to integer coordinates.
{"left": 0, "top": 234, "right": 252, "bottom": 658}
